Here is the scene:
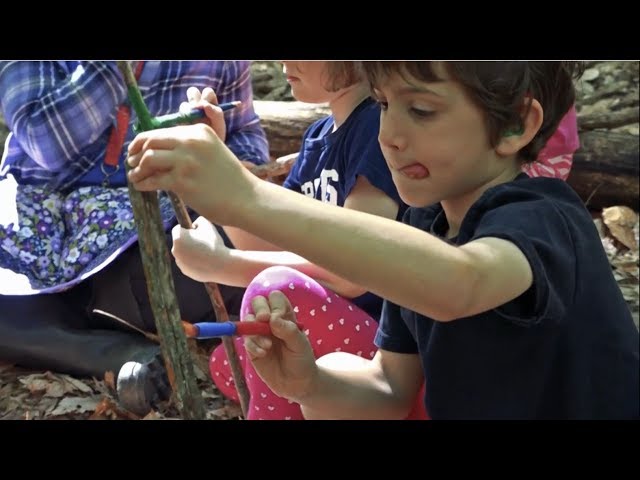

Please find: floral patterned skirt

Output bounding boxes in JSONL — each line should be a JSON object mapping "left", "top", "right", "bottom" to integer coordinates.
{"left": 0, "top": 181, "right": 176, "bottom": 295}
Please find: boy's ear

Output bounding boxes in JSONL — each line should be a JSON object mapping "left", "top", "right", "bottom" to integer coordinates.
{"left": 495, "top": 98, "right": 544, "bottom": 157}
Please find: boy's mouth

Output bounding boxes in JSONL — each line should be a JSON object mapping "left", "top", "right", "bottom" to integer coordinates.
{"left": 399, "top": 163, "right": 430, "bottom": 179}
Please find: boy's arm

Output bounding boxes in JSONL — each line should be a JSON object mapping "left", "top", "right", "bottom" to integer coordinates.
{"left": 226, "top": 181, "right": 533, "bottom": 322}
{"left": 299, "top": 349, "right": 423, "bottom": 420}
{"left": 219, "top": 176, "right": 399, "bottom": 298}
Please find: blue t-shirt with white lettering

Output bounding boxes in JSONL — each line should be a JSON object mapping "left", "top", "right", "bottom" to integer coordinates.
{"left": 376, "top": 174, "right": 639, "bottom": 419}
{"left": 284, "top": 97, "right": 404, "bottom": 319}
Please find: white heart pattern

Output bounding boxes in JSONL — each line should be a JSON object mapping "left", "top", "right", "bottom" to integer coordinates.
{"left": 338, "top": 318, "right": 345, "bottom": 325}
{"left": 355, "top": 324, "right": 360, "bottom": 331}
{"left": 317, "top": 339, "right": 323, "bottom": 345}
{"left": 326, "top": 297, "right": 332, "bottom": 303}
{"left": 322, "top": 305, "right": 327, "bottom": 312}
{"left": 289, "top": 282, "right": 295, "bottom": 290}
{"left": 260, "top": 392, "right": 267, "bottom": 398}
{"left": 293, "top": 306, "right": 299, "bottom": 313}
{"left": 310, "top": 309, "right": 316, "bottom": 316}
{"left": 328, "top": 323, "right": 334, "bottom": 330}
{"left": 262, "top": 280, "right": 270, "bottom": 287}
{"left": 344, "top": 338, "right": 350, "bottom": 344}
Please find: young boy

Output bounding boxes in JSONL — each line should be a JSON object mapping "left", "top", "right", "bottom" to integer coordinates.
{"left": 127, "top": 62, "right": 639, "bottom": 419}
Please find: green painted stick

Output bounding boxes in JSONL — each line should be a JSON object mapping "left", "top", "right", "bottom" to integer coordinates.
{"left": 117, "top": 61, "right": 250, "bottom": 419}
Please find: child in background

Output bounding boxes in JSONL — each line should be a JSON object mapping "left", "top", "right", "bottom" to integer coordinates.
{"left": 523, "top": 104, "right": 579, "bottom": 180}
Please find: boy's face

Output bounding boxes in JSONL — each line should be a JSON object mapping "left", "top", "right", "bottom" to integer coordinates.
{"left": 374, "top": 66, "right": 511, "bottom": 208}
{"left": 281, "top": 61, "right": 341, "bottom": 104}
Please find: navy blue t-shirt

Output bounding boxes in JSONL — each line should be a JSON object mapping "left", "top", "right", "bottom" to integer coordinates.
{"left": 375, "top": 174, "right": 639, "bottom": 419}
{"left": 284, "top": 97, "right": 405, "bottom": 319}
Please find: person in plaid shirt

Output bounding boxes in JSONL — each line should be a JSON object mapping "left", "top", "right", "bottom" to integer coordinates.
{"left": 0, "top": 61, "right": 269, "bottom": 416}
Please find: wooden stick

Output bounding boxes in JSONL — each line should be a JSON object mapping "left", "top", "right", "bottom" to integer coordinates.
{"left": 117, "top": 61, "right": 250, "bottom": 418}
{"left": 117, "top": 62, "right": 206, "bottom": 420}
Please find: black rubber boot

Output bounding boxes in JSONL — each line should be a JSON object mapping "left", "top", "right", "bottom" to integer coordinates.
{"left": 115, "top": 347, "right": 171, "bottom": 416}
{"left": 0, "top": 293, "right": 170, "bottom": 416}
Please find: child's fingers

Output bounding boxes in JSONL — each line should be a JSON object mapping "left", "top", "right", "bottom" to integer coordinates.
{"left": 186, "top": 87, "right": 202, "bottom": 102}
{"left": 267, "top": 290, "right": 307, "bottom": 348}
{"left": 251, "top": 295, "right": 273, "bottom": 323}
{"left": 179, "top": 101, "right": 193, "bottom": 115}
{"left": 127, "top": 130, "right": 180, "bottom": 157}
{"left": 201, "top": 87, "right": 219, "bottom": 105}
{"left": 127, "top": 149, "right": 175, "bottom": 181}
{"left": 243, "top": 313, "right": 273, "bottom": 359}
{"left": 268, "top": 290, "right": 294, "bottom": 320}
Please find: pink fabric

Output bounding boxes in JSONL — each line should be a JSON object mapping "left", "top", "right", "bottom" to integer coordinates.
{"left": 209, "top": 266, "right": 428, "bottom": 420}
{"left": 522, "top": 104, "right": 579, "bottom": 180}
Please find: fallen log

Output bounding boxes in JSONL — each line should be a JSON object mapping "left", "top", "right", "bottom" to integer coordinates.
{"left": 569, "top": 129, "right": 639, "bottom": 210}
{"left": 578, "top": 106, "right": 639, "bottom": 130}
{"left": 254, "top": 100, "right": 329, "bottom": 160}
{"left": 253, "top": 101, "right": 639, "bottom": 210}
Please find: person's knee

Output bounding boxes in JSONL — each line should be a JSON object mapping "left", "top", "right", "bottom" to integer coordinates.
{"left": 243, "top": 266, "right": 318, "bottom": 309}
{"left": 249, "top": 266, "right": 306, "bottom": 288}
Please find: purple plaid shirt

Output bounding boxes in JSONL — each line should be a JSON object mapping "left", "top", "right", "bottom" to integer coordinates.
{"left": 0, "top": 61, "right": 269, "bottom": 190}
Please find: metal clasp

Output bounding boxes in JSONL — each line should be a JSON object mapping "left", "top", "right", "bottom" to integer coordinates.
{"left": 100, "top": 162, "right": 120, "bottom": 188}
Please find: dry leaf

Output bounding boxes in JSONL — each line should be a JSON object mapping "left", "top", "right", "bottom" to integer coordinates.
{"left": 59, "top": 375, "right": 94, "bottom": 393}
{"left": 50, "top": 396, "right": 99, "bottom": 416}
{"left": 90, "top": 397, "right": 140, "bottom": 420}
{"left": 103, "top": 371, "right": 116, "bottom": 391}
{"left": 18, "top": 374, "right": 66, "bottom": 397}
{"left": 142, "top": 410, "right": 165, "bottom": 420}
{"left": 602, "top": 206, "right": 639, "bottom": 251}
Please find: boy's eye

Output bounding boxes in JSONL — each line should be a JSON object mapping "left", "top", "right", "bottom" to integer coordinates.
{"left": 410, "top": 107, "right": 435, "bottom": 118}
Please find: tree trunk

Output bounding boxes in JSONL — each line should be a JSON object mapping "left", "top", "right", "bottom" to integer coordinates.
{"left": 253, "top": 101, "right": 639, "bottom": 210}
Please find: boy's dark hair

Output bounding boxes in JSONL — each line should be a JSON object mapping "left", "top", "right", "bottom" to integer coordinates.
{"left": 324, "top": 61, "right": 362, "bottom": 92}
{"left": 360, "top": 62, "right": 585, "bottom": 163}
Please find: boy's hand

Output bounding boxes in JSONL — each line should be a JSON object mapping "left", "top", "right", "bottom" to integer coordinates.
{"left": 171, "top": 216, "right": 229, "bottom": 283}
{"left": 127, "top": 124, "right": 256, "bottom": 226}
{"left": 244, "top": 291, "right": 318, "bottom": 402}
{"left": 180, "top": 87, "right": 227, "bottom": 143}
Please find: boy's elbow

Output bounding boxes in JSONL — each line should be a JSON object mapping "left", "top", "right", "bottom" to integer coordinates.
{"left": 339, "top": 283, "right": 368, "bottom": 299}
{"left": 424, "top": 260, "right": 481, "bottom": 322}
